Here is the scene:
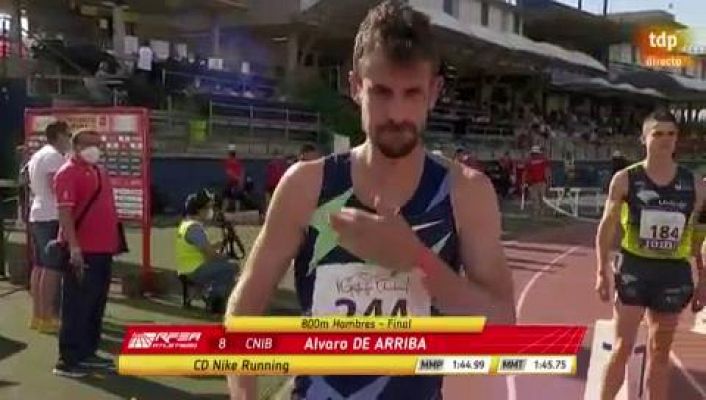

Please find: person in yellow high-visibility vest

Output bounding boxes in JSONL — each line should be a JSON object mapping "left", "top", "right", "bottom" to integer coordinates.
{"left": 176, "top": 189, "right": 237, "bottom": 313}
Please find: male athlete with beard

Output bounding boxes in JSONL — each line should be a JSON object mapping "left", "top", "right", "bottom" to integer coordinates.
{"left": 226, "top": 2, "right": 515, "bottom": 399}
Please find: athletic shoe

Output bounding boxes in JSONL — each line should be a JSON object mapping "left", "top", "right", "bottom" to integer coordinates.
{"left": 79, "top": 355, "right": 115, "bottom": 369}
{"left": 53, "top": 363, "right": 88, "bottom": 378}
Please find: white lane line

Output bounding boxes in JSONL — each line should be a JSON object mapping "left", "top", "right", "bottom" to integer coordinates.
{"left": 508, "top": 245, "right": 580, "bottom": 400}
{"left": 516, "top": 246, "right": 580, "bottom": 316}
{"left": 670, "top": 350, "right": 706, "bottom": 399}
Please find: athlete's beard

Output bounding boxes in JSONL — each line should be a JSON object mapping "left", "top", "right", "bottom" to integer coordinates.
{"left": 371, "top": 121, "right": 422, "bottom": 159}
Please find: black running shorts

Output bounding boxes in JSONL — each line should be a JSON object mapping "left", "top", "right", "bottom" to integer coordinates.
{"left": 613, "top": 250, "right": 694, "bottom": 313}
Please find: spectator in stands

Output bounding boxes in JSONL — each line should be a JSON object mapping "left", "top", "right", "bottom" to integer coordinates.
{"left": 264, "top": 149, "right": 288, "bottom": 208}
{"left": 53, "top": 129, "right": 120, "bottom": 377}
{"left": 523, "top": 145, "right": 551, "bottom": 219}
{"left": 136, "top": 40, "right": 153, "bottom": 81}
{"left": 176, "top": 189, "right": 237, "bottom": 314}
{"left": 27, "top": 121, "right": 71, "bottom": 333}
{"left": 499, "top": 151, "right": 514, "bottom": 179}
{"left": 298, "top": 143, "right": 321, "bottom": 162}
{"left": 95, "top": 61, "right": 111, "bottom": 79}
{"left": 564, "top": 152, "right": 576, "bottom": 188}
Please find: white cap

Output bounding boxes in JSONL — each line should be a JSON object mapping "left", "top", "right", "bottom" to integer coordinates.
{"left": 612, "top": 150, "right": 622, "bottom": 157}
{"left": 530, "top": 145, "right": 541, "bottom": 153}
{"left": 227, "top": 144, "right": 236, "bottom": 152}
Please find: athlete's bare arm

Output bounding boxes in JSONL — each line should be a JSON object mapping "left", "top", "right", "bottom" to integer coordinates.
{"left": 225, "top": 161, "right": 322, "bottom": 400}
{"left": 422, "top": 164, "right": 515, "bottom": 323}
{"left": 595, "top": 170, "right": 628, "bottom": 301}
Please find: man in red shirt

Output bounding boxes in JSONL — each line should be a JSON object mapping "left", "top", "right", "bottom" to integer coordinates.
{"left": 224, "top": 144, "right": 244, "bottom": 188}
{"left": 222, "top": 145, "right": 245, "bottom": 212}
{"left": 53, "top": 129, "right": 120, "bottom": 377}
{"left": 264, "top": 150, "right": 288, "bottom": 207}
{"left": 523, "top": 145, "right": 551, "bottom": 218}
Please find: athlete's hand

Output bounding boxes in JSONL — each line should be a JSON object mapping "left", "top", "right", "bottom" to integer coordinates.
{"left": 692, "top": 277, "right": 706, "bottom": 313}
{"left": 330, "top": 197, "right": 424, "bottom": 272}
{"left": 595, "top": 269, "right": 610, "bottom": 303}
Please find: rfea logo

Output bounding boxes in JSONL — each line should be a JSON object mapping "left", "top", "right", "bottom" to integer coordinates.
{"left": 127, "top": 331, "right": 202, "bottom": 350}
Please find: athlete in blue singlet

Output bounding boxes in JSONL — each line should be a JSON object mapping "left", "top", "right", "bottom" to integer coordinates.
{"left": 290, "top": 152, "right": 460, "bottom": 399}
{"left": 226, "top": 2, "right": 515, "bottom": 399}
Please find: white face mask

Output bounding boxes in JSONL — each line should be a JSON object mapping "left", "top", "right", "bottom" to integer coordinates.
{"left": 206, "top": 209, "right": 214, "bottom": 220}
{"left": 80, "top": 146, "right": 102, "bottom": 164}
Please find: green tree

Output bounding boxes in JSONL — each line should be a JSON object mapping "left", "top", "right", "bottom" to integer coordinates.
{"left": 283, "top": 70, "right": 364, "bottom": 146}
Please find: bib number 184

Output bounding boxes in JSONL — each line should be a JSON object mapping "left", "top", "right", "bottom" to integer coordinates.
{"left": 335, "top": 298, "right": 408, "bottom": 316}
{"left": 648, "top": 225, "right": 680, "bottom": 240}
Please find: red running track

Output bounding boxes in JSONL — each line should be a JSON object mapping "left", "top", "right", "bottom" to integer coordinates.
{"left": 443, "top": 222, "right": 706, "bottom": 400}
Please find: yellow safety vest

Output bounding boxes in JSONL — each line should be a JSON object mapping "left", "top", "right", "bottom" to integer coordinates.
{"left": 175, "top": 219, "right": 206, "bottom": 275}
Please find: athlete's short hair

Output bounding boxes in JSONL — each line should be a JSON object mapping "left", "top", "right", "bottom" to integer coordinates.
{"left": 45, "top": 121, "right": 69, "bottom": 143}
{"left": 353, "top": 0, "right": 440, "bottom": 74}
{"left": 642, "top": 109, "right": 678, "bottom": 132}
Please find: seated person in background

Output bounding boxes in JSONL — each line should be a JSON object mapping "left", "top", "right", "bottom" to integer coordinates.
{"left": 176, "top": 190, "right": 238, "bottom": 313}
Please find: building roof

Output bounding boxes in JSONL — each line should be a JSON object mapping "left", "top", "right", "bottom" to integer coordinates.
{"left": 552, "top": 76, "right": 665, "bottom": 99}
{"left": 617, "top": 69, "right": 706, "bottom": 102}
{"left": 607, "top": 10, "right": 687, "bottom": 29}
{"left": 417, "top": 4, "right": 606, "bottom": 73}
{"left": 72, "top": 0, "right": 247, "bottom": 15}
{"left": 519, "top": 0, "right": 628, "bottom": 53}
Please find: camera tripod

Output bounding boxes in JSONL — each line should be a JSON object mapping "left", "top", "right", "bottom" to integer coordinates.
{"left": 219, "top": 219, "right": 246, "bottom": 260}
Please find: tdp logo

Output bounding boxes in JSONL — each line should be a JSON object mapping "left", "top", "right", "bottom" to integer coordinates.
{"left": 649, "top": 31, "right": 679, "bottom": 51}
{"left": 127, "top": 332, "right": 202, "bottom": 349}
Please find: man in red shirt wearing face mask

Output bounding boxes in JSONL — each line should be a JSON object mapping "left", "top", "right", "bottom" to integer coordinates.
{"left": 53, "top": 129, "right": 120, "bottom": 377}
{"left": 523, "top": 145, "right": 550, "bottom": 218}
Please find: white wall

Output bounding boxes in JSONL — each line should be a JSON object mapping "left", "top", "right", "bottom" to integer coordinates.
{"left": 429, "top": 0, "right": 519, "bottom": 33}
{"left": 359, "top": 0, "right": 521, "bottom": 36}
{"left": 488, "top": 6, "right": 503, "bottom": 31}
{"left": 460, "top": 0, "right": 480, "bottom": 26}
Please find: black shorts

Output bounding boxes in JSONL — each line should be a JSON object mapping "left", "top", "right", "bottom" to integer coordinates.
{"left": 614, "top": 250, "right": 694, "bottom": 313}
